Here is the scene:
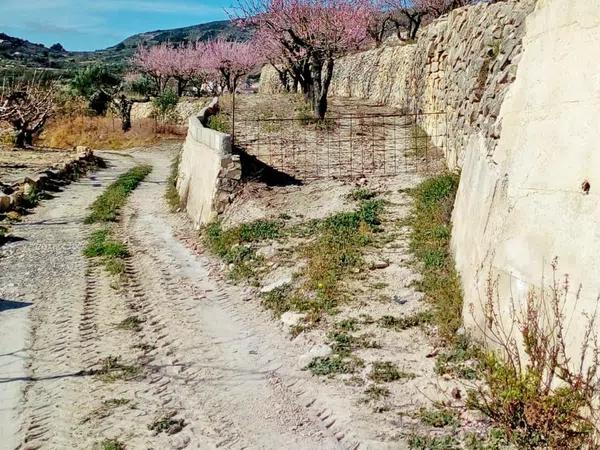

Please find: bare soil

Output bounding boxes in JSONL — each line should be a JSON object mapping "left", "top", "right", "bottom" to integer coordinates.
{"left": 0, "top": 147, "right": 76, "bottom": 185}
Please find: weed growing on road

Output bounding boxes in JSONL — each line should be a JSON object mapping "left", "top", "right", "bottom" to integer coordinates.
{"left": 94, "top": 439, "right": 125, "bottom": 450}
{"left": 418, "top": 406, "right": 459, "bottom": 428}
{"left": 408, "top": 428, "right": 508, "bottom": 450}
{"left": 378, "top": 311, "right": 432, "bottom": 331}
{"left": 434, "top": 335, "right": 480, "bottom": 380}
{"left": 369, "top": 361, "right": 415, "bottom": 383}
{"left": 84, "top": 229, "right": 128, "bottom": 258}
{"left": 362, "top": 385, "right": 390, "bottom": 402}
{"left": 408, "top": 434, "right": 459, "bottom": 450}
{"left": 254, "top": 198, "right": 386, "bottom": 327}
{"left": 307, "top": 354, "right": 364, "bottom": 376}
{"left": 102, "top": 398, "right": 131, "bottom": 408}
{"left": 116, "top": 316, "right": 144, "bottom": 332}
{"left": 95, "top": 355, "right": 141, "bottom": 383}
{"left": 84, "top": 228, "right": 129, "bottom": 275}
{"left": 349, "top": 188, "right": 377, "bottom": 201}
{"left": 165, "top": 153, "right": 181, "bottom": 211}
{"left": 302, "top": 199, "right": 385, "bottom": 307}
{"left": 86, "top": 164, "right": 152, "bottom": 223}
{"left": 328, "top": 330, "right": 380, "bottom": 355}
{"left": 407, "top": 172, "right": 461, "bottom": 343}
{"left": 148, "top": 415, "right": 186, "bottom": 435}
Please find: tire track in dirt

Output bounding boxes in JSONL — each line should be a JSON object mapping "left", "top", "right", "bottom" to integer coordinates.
{"left": 119, "top": 150, "right": 348, "bottom": 450}
{"left": 2, "top": 155, "right": 136, "bottom": 450}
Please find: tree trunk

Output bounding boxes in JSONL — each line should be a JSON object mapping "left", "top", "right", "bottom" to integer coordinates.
{"left": 310, "top": 57, "right": 334, "bottom": 120}
{"left": 14, "top": 129, "right": 33, "bottom": 148}
{"left": 115, "top": 95, "right": 133, "bottom": 132}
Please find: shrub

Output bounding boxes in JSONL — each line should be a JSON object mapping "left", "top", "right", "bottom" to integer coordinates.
{"left": 152, "top": 89, "right": 179, "bottom": 125}
{"left": 468, "top": 260, "right": 600, "bottom": 450}
{"left": 207, "top": 113, "right": 230, "bottom": 133}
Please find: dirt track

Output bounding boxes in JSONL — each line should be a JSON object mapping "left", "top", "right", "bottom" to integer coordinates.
{"left": 2, "top": 145, "right": 408, "bottom": 450}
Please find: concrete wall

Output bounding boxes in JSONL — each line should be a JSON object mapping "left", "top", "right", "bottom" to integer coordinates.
{"left": 453, "top": 0, "right": 600, "bottom": 351}
{"left": 177, "top": 101, "right": 241, "bottom": 228}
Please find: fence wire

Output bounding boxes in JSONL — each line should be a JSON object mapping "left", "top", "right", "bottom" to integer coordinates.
{"left": 233, "top": 111, "right": 448, "bottom": 180}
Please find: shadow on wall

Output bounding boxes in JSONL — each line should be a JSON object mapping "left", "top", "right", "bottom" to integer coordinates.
{"left": 234, "top": 146, "right": 302, "bottom": 187}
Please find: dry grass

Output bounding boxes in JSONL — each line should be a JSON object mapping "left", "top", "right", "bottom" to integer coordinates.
{"left": 39, "top": 115, "right": 186, "bottom": 150}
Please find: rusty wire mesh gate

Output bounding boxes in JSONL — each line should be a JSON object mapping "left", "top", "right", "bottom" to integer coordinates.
{"left": 232, "top": 111, "right": 448, "bottom": 180}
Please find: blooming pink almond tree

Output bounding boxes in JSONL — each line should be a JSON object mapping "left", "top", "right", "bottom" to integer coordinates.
{"left": 235, "top": 0, "right": 372, "bottom": 119}
{"left": 133, "top": 42, "right": 211, "bottom": 96}
{"left": 132, "top": 43, "right": 177, "bottom": 95}
{"left": 203, "top": 39, "right": 262, "bottom": 93}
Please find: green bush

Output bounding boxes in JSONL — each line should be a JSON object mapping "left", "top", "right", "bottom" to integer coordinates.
{"left": 152, "top": 89, "right": 179, "bottom": 124}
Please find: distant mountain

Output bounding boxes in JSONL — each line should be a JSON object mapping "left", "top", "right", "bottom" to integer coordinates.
{"left": 0, "top": 32, "right": 68, "bottom": 69}
{"left": 0, "top": 20, "right": 250, "bottom": 73}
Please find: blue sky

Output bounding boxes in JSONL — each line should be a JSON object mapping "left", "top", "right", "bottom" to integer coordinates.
{"left": 0, "top": 0, "right": 233, "bottom": 51}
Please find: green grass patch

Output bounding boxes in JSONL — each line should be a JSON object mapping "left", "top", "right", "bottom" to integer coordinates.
{"left": 203, "top": 220, "right": 281, "bottom": 281}
{"left": 407, "top": 173, "right": 462, "bottom": 343}
{"left": 84, "top": 228, "right": 129, "bottom": 275}
{"left": 306, "top": 355, "right": 364, "bottom": 376}
{"left": 84, "top": 229, "right": 128, "bottom": 258}
{"left": 418, "top": 406, "right": 459, "bottom": 428}
{"left": 301, "top": 199, "right": 385, "bottom": 314}
{"left": 165, "top": 153, "right": 181, "bottom": 211}
{"left": 86, "top": 164, "right": 152, "bottom": 223}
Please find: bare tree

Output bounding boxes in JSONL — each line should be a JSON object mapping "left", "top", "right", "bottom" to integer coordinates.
{"left": 0, "top": 78, "right": 56, "bottom": 148}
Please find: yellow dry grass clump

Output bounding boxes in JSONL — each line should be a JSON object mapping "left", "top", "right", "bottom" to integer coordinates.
{"left": 39, "top": 115, "right": 186, "bottom": 150}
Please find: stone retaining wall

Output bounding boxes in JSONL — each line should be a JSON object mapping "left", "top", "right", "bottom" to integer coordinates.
{"left": 260, "top": 0, "right": 536, "bottom": 170}
{"left": 176, "top": 98, "right": 242, "bottom": 228}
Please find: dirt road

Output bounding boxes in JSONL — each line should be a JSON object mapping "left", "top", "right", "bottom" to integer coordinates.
{"left": 1, "top": 145, "right": 375, "bottom": 450}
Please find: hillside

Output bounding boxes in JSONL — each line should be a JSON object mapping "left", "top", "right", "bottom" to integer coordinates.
{"left": 0, "top": 20, "right": 249, "bottom": 72}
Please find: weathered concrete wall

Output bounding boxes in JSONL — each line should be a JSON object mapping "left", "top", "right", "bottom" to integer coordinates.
{"left": 453, "top": 0, "right": 600, "bottom": 352}
{"left": 177, "top": 100, "right": 241, "bottom": 228}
